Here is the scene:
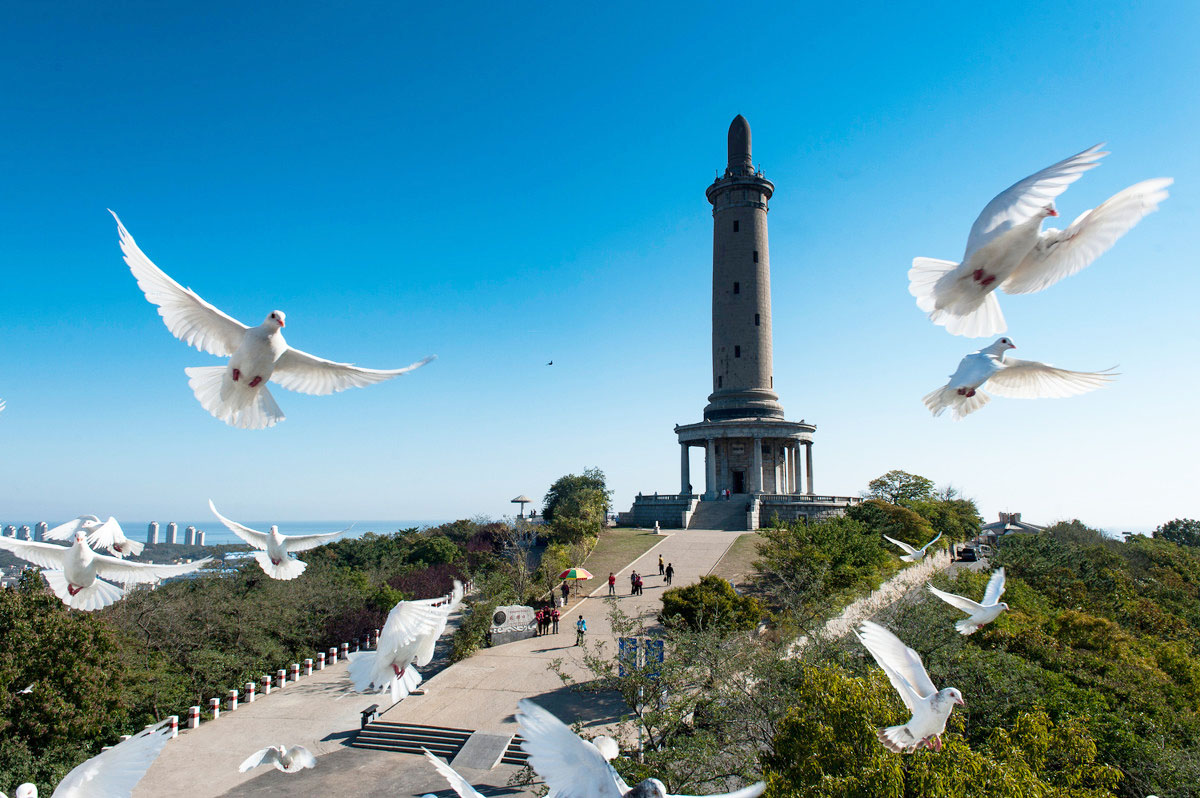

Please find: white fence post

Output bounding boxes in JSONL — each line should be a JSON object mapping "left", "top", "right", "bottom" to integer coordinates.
{"left": 340, "top": 642, "right": 349, "bottom": 660}
{"left": 328, "top": 646, "right": 338, "bottom": 665}
{"left": 227, "top": 689, "right": 238, "bottom": 711}
{"left": 262, "top": 674, "right": 272, "bottom": 696}
{"left": 303, "top": 658, "right": 313, "bottom": 676}
{"left": 290, "top": 663, "right": 300, "bottom": 682}
{"left": 168, "top": 715, "right": 179, "bottom": 738}
{"left": 245, "top": 681, "right": 256, "bottom": 703}
{"left": 209, "top": 697, "right": 220, "bottom": 720}
{"left": 188, "top": 706, "right": 200, "bottom": 729}
{"left": 317, "top": 651, "right": 326, "bottom": 670}
{"left": 275, "top": 669, "right": 286, "bottom": 689}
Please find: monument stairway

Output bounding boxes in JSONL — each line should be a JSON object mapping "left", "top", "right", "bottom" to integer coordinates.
{"left": 352, "top": 720, "right": 472, "bottom": 758}
{"left": 686, "top": 497, "right": 748, "bottom": 531}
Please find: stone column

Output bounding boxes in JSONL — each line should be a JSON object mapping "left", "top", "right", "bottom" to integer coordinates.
{"left": 805, "top": 441, "right": 814, "bottom": 495}
{"left": 752, "top": 437, "right": 763, "bottom": 494}
{"left": 790, "top": 443, "right": 800, "bottom": 494}
{"left": 705, "top": 438, "right": 717, "bottom": 499}
{"left": 680, "top": 442, "right": 691, "bottom": 495}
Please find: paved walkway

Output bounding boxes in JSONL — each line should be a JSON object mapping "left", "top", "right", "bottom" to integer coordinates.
{"left": 131, "top": 528, "right": 746, "bottom": 797}
{"left": 376, "top": 528, "right": 747, "bottom": 734}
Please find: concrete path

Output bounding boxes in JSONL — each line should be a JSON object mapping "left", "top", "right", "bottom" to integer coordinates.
{"left": 375, "top": 529, "right": 747, "bottom": 735}
{"left": 131, "top": 528, "right": 746, "bottom": 797}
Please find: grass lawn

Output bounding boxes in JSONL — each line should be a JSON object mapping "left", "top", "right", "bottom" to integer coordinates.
{"left": 561, "top": 527, "right": 664, "bottom": 606}
{"left": 708, "top": 532, "right": 762, "bottom": 591}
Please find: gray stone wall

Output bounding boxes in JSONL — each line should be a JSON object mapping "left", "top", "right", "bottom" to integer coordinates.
{"left": 623, "top": 497, "right": 692, "bottom": 529}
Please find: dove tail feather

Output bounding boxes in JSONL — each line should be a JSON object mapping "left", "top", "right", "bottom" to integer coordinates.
{"left": 955, "top": 618, "right": 981, "bottom": 635}
{"left": 910, "top": 257, "right": 1008, "bottom": 337}
{"left": 346, "top": 651, "right": 380, "bottom": 693}
{"left": 908, "top": 257, "right": 959, "bottom": 312}
{"left": 186, "top": 367, "right": 285, "bottom": 429}
{"left": 41, "top": 570, "right": 124, "bottom": 611}
{"left": 388, "top": 666, "right": 423, "bottom": 703}
{"left": 877, "top": 725, "right": 916, "bottom": 753}
{"left": 253, "top": 551, "right": 306, "bottom": 580}
{"left": 923, "top": 385, "right": 991, "bottom": 420}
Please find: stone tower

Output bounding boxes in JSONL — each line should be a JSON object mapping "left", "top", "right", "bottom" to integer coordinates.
{"left": 704, "top": 115, "right": 783, "bottom": 422}
{"left": 625, "top": 115, "right": 859, "bottom": 530}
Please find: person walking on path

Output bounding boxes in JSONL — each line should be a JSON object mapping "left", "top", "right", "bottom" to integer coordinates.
{"left": 665, "top": 562, "right": 674, "bottom": 585}
{"left": 551, "top": 607, "right": 560, "bottom": 634}
{"left": 560, "top": 580, "right": 570, "bottom": 605}
{"left": 608, "top": 572, "right": 616, "bottom": 596}
{"left": 634, "top": 573, "right": 643, "bottom": 596}
{"left": 658, "top": 554, "right": 665, "bottom": 576}
{"left": 575, "top": 615, "right": 587, "bottom": 646}
{"left": 535, "top": 607, "right": 545, "bottom": 636}
{"left": 630, "top": 571, "right": 638, "bottom": 596}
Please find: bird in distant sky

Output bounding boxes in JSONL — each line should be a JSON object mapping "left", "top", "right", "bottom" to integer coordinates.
{"left": 347, "top": 581, "right": 464, "bottom": 702}
{"left": 909, "top": 144, "right": 1171, "bottom": 337}
{"left": 884, "top": 531, "right": 942, "bottom": 563}
{"left": 112, "top": 212, "right": 435, "bottom": 429}
{"left": 45, "top": 515, "right": 143, "bottom": 558}
{"left": 3, "top": 720, "right": 171, "bottom": 797}
{"left": 238, "top": 745, "right": 316, "bottom": 774}
{"left": 547, "top": 360, "right": 553, "bottom": 365}
{"left": 923, "top": 337, "right": 1115, "bottom": 420}
{"left": 0, "top": 531, "right": 210, "bottom": 611}
{"left": 209, "top": 500, "right": 350, "bottom": 580}
{"left": 928, "top": 568, "right": 1008, "bottom": 635}
{"left": 857, "top": 621, "right": 965, "bottom": 753}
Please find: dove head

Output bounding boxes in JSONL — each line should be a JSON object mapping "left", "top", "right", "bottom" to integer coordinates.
{"left": 265, "top": 310, "right": 286, "bottom": 329}
{"left": 985, "top": 337, "right": 1017, "bottom": 356}
{"left": 940, "top": 687, "right": 966, "bottom": 708}
{"left": 16, "top": 784, "right": 38, "bottom": 798}
{"left": 627, "top": 778, "right": 669, "bottom": 798}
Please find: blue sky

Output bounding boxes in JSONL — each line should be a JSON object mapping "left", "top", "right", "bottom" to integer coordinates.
{"left": 1, "top": 1, "right": 1196, "bottom": 531}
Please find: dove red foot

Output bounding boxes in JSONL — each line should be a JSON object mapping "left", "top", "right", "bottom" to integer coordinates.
{"left": 112, "top": 212, "right": 436, "bottom": 429}
{"left": 909, "top": 144, "right": 1171, "bottom": 337}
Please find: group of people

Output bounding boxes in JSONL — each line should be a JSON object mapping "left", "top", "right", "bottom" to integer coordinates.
{"left": 602, "top": 554, "right": 675, "bottom": 599}
{"left": 535, "top": 604, "right": 561, "bottom": 635}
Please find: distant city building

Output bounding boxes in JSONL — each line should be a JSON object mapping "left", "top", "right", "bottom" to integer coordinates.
{"left": 625, "top": 116, "right": 860, "bottom": 531}
{"left": 19, "top": 525, "right": 31, "bottom": 541}
{"left": 167, "top": 522, "right": 178, "bottom": 544}
{"left": 185, "top": 526, "right": 197, "bottom": 546}
{"left": 147, "top": 521, "right": 159, "bottom": 545}
{"left": 197, "top": 529, "right": 205, "bottom": 546}
{"left": 34, "top": 522, "right": 48, "bottom": 542}
{"left": 3, "top": 525, "right": 14, "bottom": 537}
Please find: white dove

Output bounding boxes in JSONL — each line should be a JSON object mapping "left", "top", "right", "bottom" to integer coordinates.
{"left": 44, "top": 516, "right": 143, "bottom": 558}
{"left": 112, "top": 212, "right": 435, "bottom": 429}
{"left": 16, "top": 684, "right": 34, "bottom": 695}
{"left": 0, "top": 531, "right": 211, "bottom": 611}
{"left": 208, "top": 500, "right": 350, "bottom": 580}
{"left": 3, "top": 720, "right": 172, "bottom": 797}
{"left": 883, "top": 531, "right": 942, "bottom": 563}
{"left": 517, "top": 698, "right": 765, "bottom": 798}
{"left": 0, "top": 399, "right": 6, "bottom": 413}
{"left": 856, "top": 621, "right": 964, "bottom": 753}
{"left": 238, "top": 744, "right": 317, "bottom": 774}
{"left": 923, "top": 337, "right": 1116, "bottom": 420}
{"left": 347, "top": 581, "right": 464, "bottom": 702}
{"left": 422, "top": 749, "right": 486, "bottom": 798}
{"left": 928, "top": 568, "right": 1008, "bottom": 635}
{"left": 909, "top": 144, "right": 1171, "bottom": 337}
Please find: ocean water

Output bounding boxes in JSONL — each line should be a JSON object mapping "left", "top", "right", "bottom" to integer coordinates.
{"left": 0, "top": 520, "right": 447, "bottom": 547}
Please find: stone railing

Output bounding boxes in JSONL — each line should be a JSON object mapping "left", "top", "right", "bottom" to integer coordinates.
{"left": 633, "top": 493, "right": 696, "bottom": 503}
{"left": 757, "top": 494, "right": 862, "bottom": 504}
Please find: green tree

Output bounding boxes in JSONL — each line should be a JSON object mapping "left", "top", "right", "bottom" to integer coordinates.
{"left": 865, "top": 470, "right": 935, "bottom": 505}
{"left": 1154, "top": 518, "right": 1200, "bottom": 547}
{"left": 543, "top": 468, "right": 611, "bottom": 525}
{"left": 659, "top": 575, "right": 763, "bottom": 632}
{"left": 848, "top": 499, "right": 937, "bottom": 548}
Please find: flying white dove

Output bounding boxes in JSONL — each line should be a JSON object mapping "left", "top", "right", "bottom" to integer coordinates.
{"left": 883, "top": 531, "right": 942, "bottom": 563}
{"left": 923, "top": 337, "right": 1116, "bottom": 420}
{"left": 856, "top": 621, "right": 964, "bottom": 753}
{"left": 112, "top": 212, "right": 435, "bottom": 429}
{"left": 0, "top": 399, "right": 6, "bottom": 414}
{"left": 2, "top": 720, "right": 172, "bottom": 797}
{"left": 238, "top": 745, "right": 317, "bottom": 774}
{"left": 0, "top": 531, "right": 211, "bottom": 611}
{"left": 347, "top": 581, "right": 464, "bottom": 702}
{"left": 208, "top": 500, "right": 350, "bottom": 580}
{"left": 16, "top": 683, "right": 35, "bottom": 695}
{"left": 909, "top": 144, "right": 1171, "bottom": 337}
{"left": 422, "top": 749, "right": 486, "bottom": 798}
{"left": 928, "top": 568, "right": 1008, "bottom": 635}
{"left": 517, "top": 699, "right": 765, "bottom": 798}
{"left": 45, "top": 516, "right": 143, "bottom": 558}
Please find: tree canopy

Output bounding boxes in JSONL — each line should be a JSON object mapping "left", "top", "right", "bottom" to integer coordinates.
{"left": 542, "top": 467, "right": 611, "bottom": 544}
{"left": 1154, "top": 517, "right": 1200, "bottom": 547}
{"left": 865, "top": 469, "right": 936, "bottom": 505}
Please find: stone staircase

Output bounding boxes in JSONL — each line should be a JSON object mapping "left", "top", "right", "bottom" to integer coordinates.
{"left": 686, "top": 497, "right": 749, "bottom": 531}
{"left": 352, "top": 721, "right": 472, "bottom": 758}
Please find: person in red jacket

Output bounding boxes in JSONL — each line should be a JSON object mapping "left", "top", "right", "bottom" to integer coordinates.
{"left": 607, "top": 572, "right": 616, "bottom": 596}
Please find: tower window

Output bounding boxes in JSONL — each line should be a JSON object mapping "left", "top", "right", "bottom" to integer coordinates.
{"left": 771, "top": 376, "right": 774, "bottom": 388}
{"left": 753, "top": 250, "right": 759, "bottom": 263}
{"left": 718, "top": 376, "right": 723, "bottom": 388}
{"left": 754, "top": 313, "right": 760, "bottom": 326}
{"left": 733, "top": 282, "right": 740, "bottom": 294}
{"left": 732, "top": 220, "right": 739, "bottom": 232}
{"left": 735, "top": 346, "right": 741, "bottom": 358}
